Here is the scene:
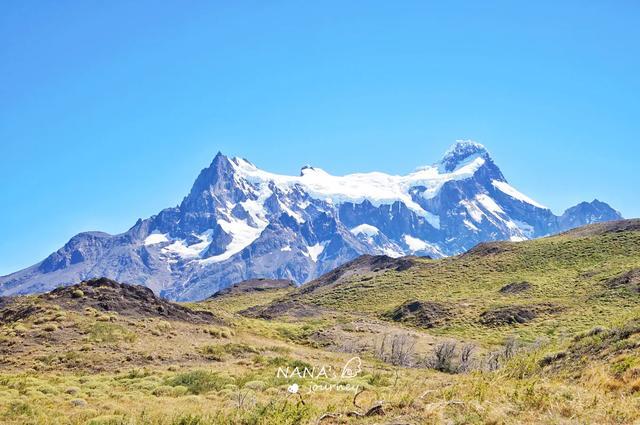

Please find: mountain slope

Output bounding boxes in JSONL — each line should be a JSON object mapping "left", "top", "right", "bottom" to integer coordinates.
{"left": 0, "top": 141, "right": 622, "bottom": 300}
{"left": 250, "top": 219, "right": 640, "bottom": 342}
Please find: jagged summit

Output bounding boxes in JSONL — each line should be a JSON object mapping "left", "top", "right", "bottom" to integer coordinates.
{"left": 0, "top": 142, "right": 623, "bottom": 301}
{"left": 439, "top": 140, "right": 490, "bottom": 172}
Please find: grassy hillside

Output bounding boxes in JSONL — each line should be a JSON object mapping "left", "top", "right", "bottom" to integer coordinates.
{"left": 1, "top": 220, "right": 640, "bottom": 424}
{"left": 257, "top": 219, "right": 640, "bottom": 344}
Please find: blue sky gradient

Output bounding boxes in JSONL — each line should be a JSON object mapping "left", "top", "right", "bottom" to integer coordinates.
{"left": 1, "top": 1, "right": 639, "bottom": 275}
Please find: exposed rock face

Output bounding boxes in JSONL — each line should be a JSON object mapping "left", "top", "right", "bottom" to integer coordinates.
{"left": 479, "top": 304, "right": 560, "bottom": 326}
{"left": 43, "top": 278, "right": 219, "bottom": 323}
{"left": 208, "top": 278, "right": 295, "bottom": 299}
{"left": 0, "top": 141, "right": 622, "bottom": 301}
{"left": 499, "top": 281, "right": 532, "bottom": 294}
{"left": 602, "top": 269, "right": 640, "bottom": 292}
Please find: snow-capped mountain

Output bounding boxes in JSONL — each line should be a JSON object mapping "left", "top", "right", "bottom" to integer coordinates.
{"left": 0, "top": 141, "right": 622, "bottom": 300}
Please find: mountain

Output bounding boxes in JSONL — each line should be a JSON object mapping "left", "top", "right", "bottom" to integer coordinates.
{"left": 0, "top": 140, "right": 623, "bottom": 301}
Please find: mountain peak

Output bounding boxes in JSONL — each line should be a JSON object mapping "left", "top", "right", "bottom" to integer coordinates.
{"left": 439, "top": 140, "right": 489, "bottom": 172}
{"left": 1, "top": 142, "right": 623, "bottom": 301}
{"left": 181, "top": 151, "right": 238, "bottom": 210}
{"left": 210, "top": 151, "right": 230, "bottom": 166}
{"left": 300, "top": 165, "right": 329, "bottom": 177}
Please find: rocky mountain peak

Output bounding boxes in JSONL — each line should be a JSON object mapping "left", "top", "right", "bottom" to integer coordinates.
{"left": 0, "top": 142, "right": 623, "bottom": 301}
{"left": 439, "top": 140, "right": 490, "bottom": 172}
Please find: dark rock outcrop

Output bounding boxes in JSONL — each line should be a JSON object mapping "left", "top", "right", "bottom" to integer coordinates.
{"left": 44, "top": 278, "right": 220, "bottom": 323}
{"left": 384, "top": 299, "right": 451, "bottom": 328}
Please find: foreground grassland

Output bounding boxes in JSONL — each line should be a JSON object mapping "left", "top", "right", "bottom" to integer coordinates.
{"left": 1, "top": 220, "right": 640, "bottom": 424}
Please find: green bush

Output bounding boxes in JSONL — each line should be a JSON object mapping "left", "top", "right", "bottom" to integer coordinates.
{"left": 88, "top": 323, "right": 136, "bottom": 344}
{"left": 86, "top": 415, "right": 127, "bottom": 425}
{"left": 165, "top": 370, "right": 231, "bottom": 394}
{"left": 198, "top": 343, "right": 260, "bottom": 361}
{"left": 43, "top": 324, "right": 58, "bottom": 332}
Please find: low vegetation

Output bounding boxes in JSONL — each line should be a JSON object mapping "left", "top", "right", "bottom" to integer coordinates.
{"left": 1, "top": 221, "right": 640, "bottom": 423}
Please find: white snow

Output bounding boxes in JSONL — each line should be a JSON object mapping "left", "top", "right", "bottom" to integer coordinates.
{"left": 305, "top": 243, "right": 325, "bottom": 262}
{"left": 513, "top": 219, "right": 534, "bottom": 238}
{"left": 403, "top": 235, "right": 445, "bottom": 257}
{"left": 423, "top": 211, "right": 441, "bottom": 229}
{"left": 144, "top": 232, "right": 169, "bottom": 246}
{"left": 460, "top": 200, "right": 485, "bottom": 222}
{"left": 199, "top": 216, "right": 267, "bottom": 264}
{"left": 350, "top": 224, "right": 380, "bottom": 237}
{"left": 403, "top": 235, "right": 429, "bottom": 251}
{"left": 229, "top": 156, "right": 486, "bottom": 220}
{"left": 280, "top": 245, "right": 292, "bottom": 252}
{"left": 197, "top": 180, "right": 273, "bottom": 265}
{"left": 280, "top": 202, "right": 305, "bottom": 224}
{"left": 463, "top": 219, "right": 479, "bottom": 232}
{"left": 461, "top": 194, "right": 508, "bottom": 224}
{"left": 162, "top": 230, "right": 212, "bottom": 258}
{"left": 492, "top": 180, "right": 546, "bottom": 209}
{"left": 382, "top": 247, "right": 404, "bottom": 258}
{"left": 475, "top": 194, "right": 505, "bottom": 216}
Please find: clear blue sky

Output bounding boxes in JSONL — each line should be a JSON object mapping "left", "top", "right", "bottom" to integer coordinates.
{"left": 1, "top": 1, "right": 639, "bottom": 275}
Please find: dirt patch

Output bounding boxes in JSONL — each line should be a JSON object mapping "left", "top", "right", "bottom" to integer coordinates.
{"left": 602, "top": 269, "right": 640, "bottom": 292}
{"left": 499, "top": 281, "right": 532, "bottom": 294}
{"left": 309, "top": 318, "right": 440, "bottom": 359}
{"left": 44, "top": 278, "right": 220, "bottom": 323}
{"left": 480, "top": 303, "right": 560, "bottom": 326}
{"left": 383, "top": 300, "right": 451, "bottom": 328}
{"left": 208, "top": 278, "right": 295, "bottom": 299}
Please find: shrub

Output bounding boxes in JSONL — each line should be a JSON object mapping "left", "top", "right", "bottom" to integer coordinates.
{"left": 223, "top": 343, "right": 259, "bottom": 356}
{"left": 13, "top": 324, "right": 28, "bottom": 334}
{"left": 71, "top": 289, "right": 84, "bottom": 298}
{"left": 243, "top": 380, "right": 266, "bottom": 391}
{"left": 151, "top": 385, "right": 175, "bottom": 396}
{"left": 375, "top": 334, "right": 416, "bottom": 366}
{"left": 165, "top": 370, "right": 232, "bottom": 394}
{"left": 367, "top": 371, "right": 390, "bottom": 386}
{"left": 6, "top": 401, "right": 33, "bottom": 416}
{"left": 198, "top": 343, "right": 260, "bottom": 361}
{"left": 88, "top": 323, "right": 136, "bottom": 344}
{"left": 539, "top": 351, "right": 567, "bottom": 367}
{"left": 86, "top": 415, "right": 127, "bottom": 425}
{"left": 65, "top": 386, "right": 80, "bottom": 395}
{"left": 428, "top": 341, "right": 457, "bottom": 373}
{"left": 70, "top": 398, "right": 87, "bottom": 407}
{"left": 198, "top": 345, "right": 225, "bottom": 361}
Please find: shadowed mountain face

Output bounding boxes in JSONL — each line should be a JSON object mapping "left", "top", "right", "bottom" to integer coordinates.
{"left": 0, "top": 141, "right": 622, "bottom": 301}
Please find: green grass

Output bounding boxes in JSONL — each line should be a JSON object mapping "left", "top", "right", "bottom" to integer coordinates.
{"left": 281, "top": 230, "right": 640, "bottom": 343}
{"left": 87, "top": 322, "right": 137, "bottom": 344}
{"left": 2, "top": 223, "right": 640, "bottom": 424}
